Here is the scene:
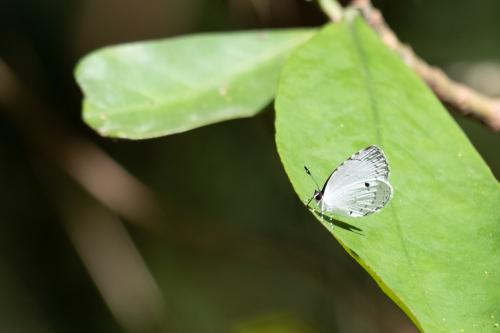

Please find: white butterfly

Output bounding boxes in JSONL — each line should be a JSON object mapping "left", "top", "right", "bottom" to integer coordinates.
{"left": 305, "top": 145, "right": 393, "bottom": 218}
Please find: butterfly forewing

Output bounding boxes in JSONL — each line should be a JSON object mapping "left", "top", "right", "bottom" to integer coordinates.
{"left": 322, "top": 146, "right": 389, "bottom": 193}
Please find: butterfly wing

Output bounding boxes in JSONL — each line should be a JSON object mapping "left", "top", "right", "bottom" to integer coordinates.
{"left": 322, "top": 145, "right": 390, "bottom": 193}
{"left": 319, "top": 146, "right": 393, "bottom": 217}
{"left": 322, "top": 179, "right": 393, "bottom": 217}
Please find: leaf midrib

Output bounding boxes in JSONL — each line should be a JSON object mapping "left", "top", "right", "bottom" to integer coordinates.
{"left": 346, "top": 17, "right": 438, "bottom": 329}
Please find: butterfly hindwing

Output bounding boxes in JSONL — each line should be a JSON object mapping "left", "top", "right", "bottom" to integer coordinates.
{"left": 322, "top": 179, "right": 393, "bottom": 217}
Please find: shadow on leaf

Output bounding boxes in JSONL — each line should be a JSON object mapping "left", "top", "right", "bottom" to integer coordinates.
{"left": 310, "top": 209, "right": 363, "bottom": 235}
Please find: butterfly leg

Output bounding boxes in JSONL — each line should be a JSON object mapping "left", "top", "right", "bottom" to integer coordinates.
{"left": 306, "top": 201, "right": 330, "bottom": 223}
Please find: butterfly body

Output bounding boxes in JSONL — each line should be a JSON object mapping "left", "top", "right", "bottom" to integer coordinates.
{"left": 306, "top": 145, "right": 393, "bottom": 218}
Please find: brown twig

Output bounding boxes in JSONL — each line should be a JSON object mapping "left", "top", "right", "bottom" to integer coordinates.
{"left": 323, "top": 0, "right": 500, "bottom": 131}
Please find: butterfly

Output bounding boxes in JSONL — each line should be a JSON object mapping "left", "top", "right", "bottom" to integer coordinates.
{"left": 305, "top": 145, "right": 393, "bottom": 218}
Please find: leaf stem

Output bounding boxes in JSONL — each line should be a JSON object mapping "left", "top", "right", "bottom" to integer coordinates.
{"left": 318, "top": 0, "right": 344, "bottom": 22}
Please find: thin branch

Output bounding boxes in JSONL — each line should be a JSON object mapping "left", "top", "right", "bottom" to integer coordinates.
{"left": 352, "top": 0, "right": 500, "bottom": 131}
{"left": 322, "top": 0, "right": 500, "bottom": 131}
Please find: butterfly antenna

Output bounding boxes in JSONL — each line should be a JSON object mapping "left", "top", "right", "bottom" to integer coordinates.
{"left": 304, "top": 166, "right": 320, "bottom": 191}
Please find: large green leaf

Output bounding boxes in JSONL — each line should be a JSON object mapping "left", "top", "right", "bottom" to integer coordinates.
{"left": 75, "top": 29, "right": 313, "bottom": 139}
{"left": 275, "top": 18, "right": 500, "bottom": 332}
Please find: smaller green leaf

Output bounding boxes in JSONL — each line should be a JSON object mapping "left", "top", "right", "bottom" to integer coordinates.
{"left": 75, "top": 29, "right": 314, "bottom": 139}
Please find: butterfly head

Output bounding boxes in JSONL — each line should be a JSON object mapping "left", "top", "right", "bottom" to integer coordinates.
{"left": 313, "top": 190, "right": 323, "bottom": 201}
{"left": 305, "top": 189, "right": 323, "bottom": 210}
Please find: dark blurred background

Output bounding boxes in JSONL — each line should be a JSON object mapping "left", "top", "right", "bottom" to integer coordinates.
{"left": 0, "top": 0, "right": 498, "bottom": 332}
